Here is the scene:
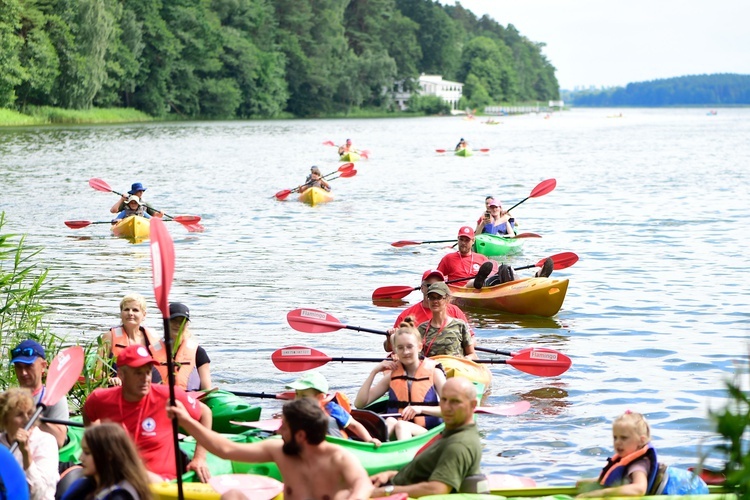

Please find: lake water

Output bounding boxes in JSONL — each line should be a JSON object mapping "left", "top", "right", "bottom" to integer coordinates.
{"left": 1, "top": 108, "right": 748, "bottom": 485}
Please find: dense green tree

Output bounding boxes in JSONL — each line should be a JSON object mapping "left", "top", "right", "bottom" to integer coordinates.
{"left": 458, "top": 36, "right": 518, "bottom": 103}
{"left": 94, "top": 4, "right": 143, "bottom": 107}
{"left": 0, "top": 0, "right": 25, "bottom": 107}
{"left": 397, "top": 0, "right": 459, "bottom": 79}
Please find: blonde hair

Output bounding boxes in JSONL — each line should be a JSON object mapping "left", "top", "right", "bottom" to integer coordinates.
{"left": 120, "top": 293, "right": 147, "bottom": 313}
{"left": 390, "top": 316, "right": 422, "bottom": 346}
{"left": 614, "top": 411, "right": 651, "bottom": 442}
{"left": 0, "top": 388, "right": 35, "bottom": 431}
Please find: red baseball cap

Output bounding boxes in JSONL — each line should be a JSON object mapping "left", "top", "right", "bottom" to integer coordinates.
{"left": 457, "top": 226, "right": 475, "bottom": 239}
{"left": 421, "top": 269, "right": 445, "bottom": 282}
{"left": 117, "top": 345, "right": 158, "bottom": 368}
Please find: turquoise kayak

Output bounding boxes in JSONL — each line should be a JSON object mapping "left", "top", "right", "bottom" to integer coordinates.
{"left": 473, "top": 233, "right": 524, "bottom": 256}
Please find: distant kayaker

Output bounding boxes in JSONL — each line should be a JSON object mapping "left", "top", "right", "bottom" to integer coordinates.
{"left": 576, "top": 411, "right": 708, "bottom": 497}
{"left": 169, "top": 397, "right": 374, "bottom": 500}
{"left": 436, "top": 226, "right": 495, "bottom": 288}
{"left": 113, "top": 195, "right": 150, "bottom": 221}
{"left": 338, "top": 138, "right": 354, "bottom": 155}
{"left": 369, "top": 377, "right": 483, "bottom": 497}
{"left": 475, "top": 198, "right": 515, "bottom": 236}
{"left": 383, "top": 269, "right": 474, "bottom": 352}
{"left": 83, "top": 345, "right": 213, "bottom": 483}
{"left": 355, "top": 319, "right": 446, "bottom": 440}
{"left": 165, "top": 302, "right": 212, "bottom": 391}
{"left": 109, "top": 182, "right": 163, "bottom": 218}
{"left": 287, "top": 372, "right": 382, "bottom": 446}
{"left": 417, "top": 282, "right": 476, "bottom": 360}
{"left": 299, "top": 166, "right": 331, "bottom": 194}
{"left": 454, "top": 138, "right": 467, "bottom": 151}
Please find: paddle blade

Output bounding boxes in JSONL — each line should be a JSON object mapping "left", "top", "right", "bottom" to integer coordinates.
{"left": 476, "top": 401, "right": 530, "bottom": 416}
{"left": 372, "top": 285, "right": 416, "bottom": 300}
{"left": 541, "top": 251, "right": 578, "bottom": 270}
{"left": 272, "top": 346, "right": 330, "bottom": 372}
{"left": 88, "top": 178, "right": 113, "bottom": 193}
{"left": 209, "top": 473, "right": 283, "bottom": 498}
{"left": 172, "top": 215, "right": 202, "bottom": 224}
{"left": 506, "top": 348, "right": 571, "bottom": 377}
{"left": 42, "top": 346, "right": 84, "bottom": 407}
{"left": 182, "top": 223, "right": 205, "bottom": 233}
{"left": 479, "top": 148, "right": 490, "bottom": 153}
{"left": 338, "top": 169, "right": 357, "bottom": 178}
{"left": 360, "top": 150, "right": 370, "bottom": 159}
{"left": 149, "top": 218, "right": 175, "bottom": 317}
{"left": 529, "top": 178, "right": 557, "bottom": 198}
{"left": 64, "top": 220, "right": 93, "bottom": 229}
{"left": 322, "top": 140, "right": 336, "bottom": 147}
{"left": 391, "top": 240, "right": 421, "bottom": 248}
{"left": 275, "top": 189, "right": 292, "bottom": 200}
{"left": 512, "top": 232, "right": 541, "bottom": 239}
{"left": 287, "top": 308, "right": 345, "bottom": 333}
{"left": 338, "top": 163, "right": 355, "bottom": 172}
{"left": 435, "top": 149, "right": 447, "bottom": 153}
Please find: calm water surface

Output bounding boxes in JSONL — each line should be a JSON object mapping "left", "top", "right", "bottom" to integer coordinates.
{"left": 1, "top": 108, "right": 749, "bottom": 484}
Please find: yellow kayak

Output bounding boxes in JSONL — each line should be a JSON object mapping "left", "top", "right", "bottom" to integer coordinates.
{"left": 111, "top": 215, "right": 150, "bottom": 242}
{"left": 448, "top": 277, "right": 569, "bottom": 317}
{"left": 298, "top": 187, "right": 333, "bottom": 206}
{"left": 339, "top": 151, "right": 360, "bottom": 162}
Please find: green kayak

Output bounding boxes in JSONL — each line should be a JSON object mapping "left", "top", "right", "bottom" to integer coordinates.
{"left": 339, "top": 151, "right": 360, "bottom": 162}
{"left": 421, "top": 491, "right": 732, "bottom": 500}
{"left": 473, "top": 233, "right": 524, "bottom": 257}
{"left": 455, "top": 148, "right": 473, "bottom": 157}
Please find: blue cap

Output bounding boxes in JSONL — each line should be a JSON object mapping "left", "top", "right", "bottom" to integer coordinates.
{"left": 128, "top": 182, "right": 147, "bottom": 195}
{"left": 10, "top": 340, "right": 45, "bottom": 365}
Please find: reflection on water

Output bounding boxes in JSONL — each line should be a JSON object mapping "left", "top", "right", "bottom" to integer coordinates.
{"left": 1, "top": 108, "right": 748, "bottom": 484}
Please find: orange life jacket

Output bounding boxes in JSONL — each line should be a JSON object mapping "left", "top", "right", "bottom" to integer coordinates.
{"left": 387, "top": 359, "right": 441, "bottom": 429}
{"left": 110, "top": 326, "right": 165, "bottom": 358}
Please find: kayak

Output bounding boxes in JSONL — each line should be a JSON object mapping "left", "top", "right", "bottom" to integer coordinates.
{"left": 487, "top": 485, "right": 732, "bottom": 498}
{"left": 339, "top": 151, "right": 360, "bottom": 162}
{"left": 111, "top": 215, "right": 150, "bottom": 241}
{"left": 454, "top": 148, "right": 473, "bottom": 157}
{"left": 432, "top": 356, "right": 491, "bottom": 402}
{"left": 298, "top": 187, "right": 333, "bottom": 206}
{"left": 448, "top": 277, "right": 569, "bottom": 317}
{"left": 152, "top": 473, "right": 284, "bottom": 500}
{"left": 473, "top": 233, "right": 524, "bottom": 256}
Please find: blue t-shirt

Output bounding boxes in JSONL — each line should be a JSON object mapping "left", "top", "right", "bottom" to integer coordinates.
{"left": 325, "top": 400, "right": 352, "bottom": 430}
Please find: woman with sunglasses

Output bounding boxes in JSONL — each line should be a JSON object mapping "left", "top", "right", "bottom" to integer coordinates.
{"left": 417, "top": 282, "right": 476, "bottom": 360}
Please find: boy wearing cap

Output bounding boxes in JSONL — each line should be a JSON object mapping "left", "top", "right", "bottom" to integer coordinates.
{"left": 83, "top": 345, "right": 212, "bottom": 482}
{"left": 109, "top": 182, "right": 163, "bottom": 218}
{"left": 437, "top": 227, "right": 495, "bottom": 289}
{"left": 10, "top": 340, "right": 68, "bottom": 448}
{"left": 287, "top": 372, "right": 381, "bottom": 447}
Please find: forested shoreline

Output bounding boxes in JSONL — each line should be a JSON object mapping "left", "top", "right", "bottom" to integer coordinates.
{"left": 565, "top": 74, "right": 750, "bottom": 107}
{"left": 0, "top": 0, "right": 559, "bottom": 120}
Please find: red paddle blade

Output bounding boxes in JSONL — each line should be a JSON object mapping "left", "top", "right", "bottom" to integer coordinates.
{"left": 64, "top": 220, "right": 93, "bottom": 229}
{"left": 287, "top": 308, "right": 346, "bottom": 333}
{"left": 322, "top": 140, "right": 336, "bottom": 147}
{"left": 479, "top": 148, "right": 490, "bottom": 153}
{"left": 529, "top": 178, "right": 557, "bottom": 198}
{"left": 539, "top": 251, "right": 579, "bottom": 270}
{"left": 272, "top": 346, "right": 331, "bottom": 372}
{"left": 338, "top": 170, "right": 357, "bottom": 178}
{"left": 338, "top": 163, "right": 355, "bottom": 172}
{"left": 172, "top": 215, "right": 201, "bottom": 224}
{"left": 512, "top": 233, "right": 541, "bottom": 239}
{"left": 435, "top": 149, "right": 447, "bottom": 153}
{"left": 360, "top": 150, "right": 370, "bottom": 159}
{"left": 42, "top": 346, "right": 84, "bottom": 407}
{"left": 149, "top": 218, "right": 175, "bottom": 317}
{"left": 372, "top": 285, "right": 416, "bottom": 300}
{"left": 182, "top": 223, "right": 205, "bottom": 233}
{"left": 275, "top": 189, "right": 292, "bottom": 200}
{"left": 88, "top": 178, "right": 113, "bottom": 193}
{"left": 506, "top": 348, "right": 571, "bottom": 377}
{"left": 476, "top": 401, "right": 530, "bottom": 416}
{"left": 390, "top": 240, "right": 420, "bottom": 247}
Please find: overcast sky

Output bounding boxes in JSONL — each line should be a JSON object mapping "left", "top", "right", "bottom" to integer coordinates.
{"left": 440, "top": 0, "right": 750, "bottom": 89}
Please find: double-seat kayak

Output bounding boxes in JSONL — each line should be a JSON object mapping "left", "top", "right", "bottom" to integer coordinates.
{"left": 473, "top": 233, "right": 524, "bottom": 256}
{"left": 111, "top": 215, "right": 150, "bottom": 241}
{"left": 298, "top": 187, "right": 333, "bottom": 206}
{"left": 448, "top": 277, "right": 569, "bottom": 317}
{"left": 339, "top": 151, "right": 360, "bottom": 162}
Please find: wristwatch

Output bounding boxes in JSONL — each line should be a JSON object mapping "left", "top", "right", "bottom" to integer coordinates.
{"left": 384, "top": 485, "right": 395, "bottom": 495}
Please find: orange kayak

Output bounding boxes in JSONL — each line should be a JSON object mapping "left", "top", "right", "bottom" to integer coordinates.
{"left": 448, "top": 277, "right": 569, "bottom": 317}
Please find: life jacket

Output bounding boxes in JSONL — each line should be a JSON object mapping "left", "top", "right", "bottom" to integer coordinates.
{"left": 323, "top": 392, "right": 352, "bottom": 439}
{"left": 95, "top": 480, "right": 140, "bottom": 499}
{"left": 387, "top": 359, "right": 441, "bottom": 429}
{"left": 110, "top": 326, "right": 165, "bottom": 359}
{"left": 598, "top": 444, "right": 660, "bottom": 494}
{"left": 153, "top": 337, "right": 200, "bottom": 391}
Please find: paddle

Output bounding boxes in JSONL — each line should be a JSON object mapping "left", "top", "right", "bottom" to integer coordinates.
{"left": 272, "top": 345, "right": 570, "bottom": 377}
{"left": 323, "top": 140, "right": 369, "bottom": 159}
{"left": 149, "top": 217, "right": 184, "bottom": 500}
{"left": 274, "top": 164, "right": 354, "bottom": 200}
{"left": 64, "top": 215, "right": 202, "bottom": 230}
{"left": 9, "top": 346, "right": 84, "bottom": 454}
{"left": 435, "top": 148, "right": 490, "bottom": 154}
{"left": 222, "top": 390, "right": 295, "bottom": 400}
{"left": 391, "top": 232, "right": 540, "bottom": 248}
{"left": 371, "top": 251, "right": 578, "bottom": 300}
{"left": 88, "top": 178, "right": 201, "bottom": 225}
{"left": 504, "top": 178, "right": 556, "bottom": 213}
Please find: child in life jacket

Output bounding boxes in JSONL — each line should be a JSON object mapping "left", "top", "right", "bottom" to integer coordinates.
{"left": 114, "top": 195, "right": 150, "bottom": 221}
{"left": 355, "top": 318, "right": 446, "bottom": 440}
{"left": 286, "top": 372, "right": 381, "bottom": 447}
{"left": 576, "top": 411, "right": 708, "bottom": 497}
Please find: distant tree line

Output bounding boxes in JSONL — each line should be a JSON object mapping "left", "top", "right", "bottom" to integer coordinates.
{"left": 0, "top": 0, "right": 559, "bottom": 118}
{"left": 566, "top": 74, "right": 750, "bottom": 107}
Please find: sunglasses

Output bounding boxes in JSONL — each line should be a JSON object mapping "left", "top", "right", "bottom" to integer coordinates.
{"left": 11, "top": 347, "right": 41, "bottom": 358}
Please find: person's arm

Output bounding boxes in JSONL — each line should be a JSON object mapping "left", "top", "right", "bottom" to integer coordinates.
{"left": 110, "top": 196, "right": 127, "bottom": 214}
{"left": 168, "top": 400, "right": 276, "bottom": 463}
{"left": 461, "top": 323, "right": 478, "bottom": 360}
{"left": 372, "top": 480, "right": 450, "bottom": 498}
{"left": 334, "top": 450, "right": 373, "bottom": 500}
{"left": 41, "top": 398, "right": 69, "bottom": 448}
{"left": 185, "top": 400, "right": 213, "bottom": 482}
{"left": 433, "top": 366, "right": 447, "bottom": 396}
{"left": 321, "top": 179, "right": 331, "bottom": 191}
{"left": 354, "top": 362, "right": 394, "bottom": 408}
{"left": 576, "top": 470, "right": 648, "bottom": 498}
{"left": 23, "top": 429, "right": 59, "bottom": 499}
{"left": 345, "top": 417, "right": 381, "bottom": 447}
{"left": 197, "top": 363, "right": 212, "bottom": 390}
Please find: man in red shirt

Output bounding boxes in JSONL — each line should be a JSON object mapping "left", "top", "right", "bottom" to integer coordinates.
{"left": 384, "top": 270, "right": 475, "bottom": 352}
{"left": 83, "top": 345, "right": 213, "bottom": 482}
{"left": 436, "top": 226, "right": 494, "bottom": 288}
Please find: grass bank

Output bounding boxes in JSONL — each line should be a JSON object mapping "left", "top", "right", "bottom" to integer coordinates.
{"left": 0, "top": 106, "right": 153, "bottom": 126}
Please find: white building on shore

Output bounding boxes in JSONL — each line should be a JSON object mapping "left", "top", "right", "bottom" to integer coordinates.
{"left": 393, "top": 74, "right": 463, "bottom": 111}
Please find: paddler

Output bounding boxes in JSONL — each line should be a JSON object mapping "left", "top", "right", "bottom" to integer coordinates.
{"left": 455, "top": 138, "right": 468, "bottom": 151}
{"left": 112, "top": 195, "right": 150, "bottom": 222}
{"left": 168, "top": 397, "right": 373, "bottom": 500}
{"left": 475, "top": 198, "right": 515, "bottom": 236}
{"left": 369, "top": 377, "right": 484, "bottom": 497}
{"left": 436, "top": 226, "right": 495, "bottom": 289}
{"left": 287, "top": 372, "right": 381, "bottom": 446}
{"left": 417, "top": 282, "right": 476, "bottom": 360}
{"left": 109, "top": 182, "right": 163, "bottom": 218}
{"left": 299, "top": 166, "right": 331, "bottom": 194}
{"left": 165, "top": 302, "right": 212, "bottom": 391}
{"left": 338, "top": 138, "right": 354, "bottom": 155}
